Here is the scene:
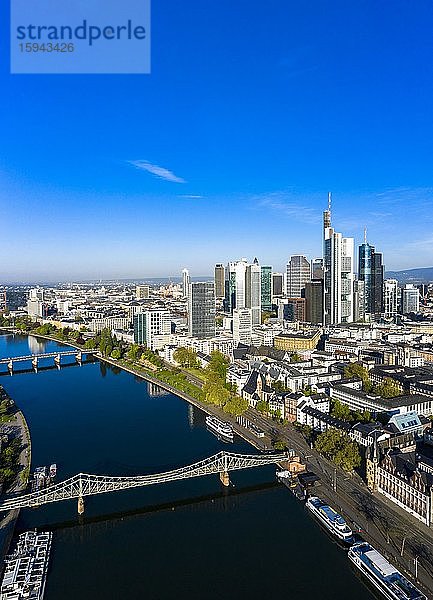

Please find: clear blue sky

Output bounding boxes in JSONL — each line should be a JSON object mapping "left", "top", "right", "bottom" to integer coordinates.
{"left": 2, "top": 0, "right": 433, "bottom": 282}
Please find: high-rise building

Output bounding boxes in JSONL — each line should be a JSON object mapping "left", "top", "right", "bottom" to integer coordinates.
{"left": 277, "top": 298, "right": 306, "bottom": 322}
{"left": 224, "top": 258, "right": 261, "bottom": 324}
{"left": 272, "top": 272, "right": 284, "bottom": 297}
{"left": 182, "top": 268, "right": 190, "bottom": 299}
{"left": 358, "top": 235, "right": 384, "bottom": 319}
{"left": 260, "top": 266, "right": 272, "bottom": 312}
{"left": 286, "top": 255, "right": 311, "bottom": 297}
{"left": 188, "top": 281, "right": 216, "bottom": 338}
{"left": 136, "top": 285, "right": 150, "bottom": 300}
{"left": 402, "top": 284, "right": 420, "bottom": 314}
{"left": 246, "top": 258, "right": 261, "bottom": 325}
{"left": 353, "top": 279, "right": 366, "bottom": 322}
{"left": 133, "top": 310, "right": 171, "bottom": 348}
{"left": 323, "top": 194, "right": 355, "bottom": 325}
{"left": 232, "top": 308, "right": 252, "bottom": 345}
{"left": 214, "top": 264, "right": 225, "bottom": 299}
{"left": 304, "top": 280, "right": 323, "bottom": 325}
{"left": 384, "top": 279, "right": 399, "bottom": 319}
{"left": 311, "top": 258, "right": 324, "bottom": 280}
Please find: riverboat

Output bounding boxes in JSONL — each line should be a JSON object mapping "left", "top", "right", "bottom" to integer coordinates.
{"left": 49, "top": 463, "right": 57, "bottom": 478}
{"left": 306, "top": 496, "right": 353, "bottom": 543}
{"left": 348, "top": 542, "right": 426, "bottom": 600}
{"left": 1, "top": 530, "right": 52, "bottom": 600}
{"left": 205, "top": 415, "right": 234, "bottom": 442}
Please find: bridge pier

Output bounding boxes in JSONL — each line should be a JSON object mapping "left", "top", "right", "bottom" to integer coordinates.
{"left": 54, "top": 354, "right": 61, "bottom": 370}
{"left": 219, "top": 471, "right": 230, "bottom": 487}
{"left": 7, "top": 360, "right": 13, "bottom": 375}
{"left": 32, "top": 357, "right": 38, "bottom": 372}
{"left": 76, "top": 351, "right": 82, "bottom": 366}
{"left": 78, "top": 495, "right": 84, "bottom": 514}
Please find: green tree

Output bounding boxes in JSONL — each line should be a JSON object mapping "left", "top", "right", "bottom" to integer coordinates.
{"left": 206, "top": 350, "right": 229, "bottom": 382}
{"left": 344, "top": 362, "right": 372, "bottom": 392}
{"left": 314, "top": 428, "right": 361, "bottom": 472}
{"left": 127, "top": 343, "right": 142, "bottom": 361}
{"left": 373, "top": 377, "right": 401, "bottom": 398}
{"left": 256, "top": 400, "right": 269, "bottom": 414}
{"left": 173, "top": 347, "right": 199, "bottom": 368}
{"left": 111, "top": 348, "right": 122, "bottom": 359}
{"left": 331, "top": 399, "right": 353, "bottom": 422}
{"left": 273, "top": 439, "right": 286, "bottom": 451}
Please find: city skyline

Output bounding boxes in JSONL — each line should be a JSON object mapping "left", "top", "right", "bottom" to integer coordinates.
{"left": 2, "top": 1, "right": 433, "bottom": 281}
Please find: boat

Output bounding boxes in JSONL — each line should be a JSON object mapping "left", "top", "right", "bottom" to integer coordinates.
{"left": 205, "top": 415, "right": 234, "bottom": 442}
{"left": 306, "top": 496, "right": 353, "bottom": 543}
{"left": 348, "top": 542, "right": 426, "bottom": 600}
{"left": 49, "top": 464, "right": 57, "bottom": 478}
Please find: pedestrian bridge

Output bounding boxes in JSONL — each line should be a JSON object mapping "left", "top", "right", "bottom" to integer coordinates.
{"left": 0, "top": 350, "right": 95, "bottom": 373}
{"left": 0, "top": 451, "right": 289, "bottom": 513}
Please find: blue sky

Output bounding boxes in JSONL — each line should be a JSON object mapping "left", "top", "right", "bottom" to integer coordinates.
{"left": 1, "top": 0, "right": 433, "bottom": 281}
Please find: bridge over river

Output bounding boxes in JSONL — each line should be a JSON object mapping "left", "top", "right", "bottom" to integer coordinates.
{"left": 0, "top": 350, "right": 95, "bottom": 374}
{"left": 0, "top": 451, "right": 289, "bottom": 514}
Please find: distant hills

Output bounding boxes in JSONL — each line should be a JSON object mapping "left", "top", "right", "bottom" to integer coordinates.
{"left": 386, "top": 267, "right": 433, "bottom": 284}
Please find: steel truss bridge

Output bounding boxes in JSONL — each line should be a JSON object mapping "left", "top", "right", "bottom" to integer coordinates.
{"left": 0, "top": 451, "right": 288, "bottom": 514}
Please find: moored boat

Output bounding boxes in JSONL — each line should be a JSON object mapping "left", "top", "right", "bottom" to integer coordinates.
{"left": 348, "top": 542, "right": 426, "bottom": 600}
{"left": 205, "top": 415, "right": 234, "bottom": 442}
{"left": 306, "top": 496, "right": 353, "bottom": 543}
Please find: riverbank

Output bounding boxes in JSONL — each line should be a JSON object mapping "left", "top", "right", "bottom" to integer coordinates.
{"left": 0, "top": 393, "right": 32, "bottom": 562}
{"left": 98, "top": 355, "right": 268, "bottom": 452}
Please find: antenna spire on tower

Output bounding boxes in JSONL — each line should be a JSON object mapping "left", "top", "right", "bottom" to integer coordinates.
{"left": 364, "top": 227, "right": 367, "bottom": 244}
{"left": 328, "top": 191, "right": 331, "bottom": 212}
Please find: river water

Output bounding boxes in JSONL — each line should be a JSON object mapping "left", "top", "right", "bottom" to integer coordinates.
{"left": 0, "top": 334, "right": 373, "bottom": 599}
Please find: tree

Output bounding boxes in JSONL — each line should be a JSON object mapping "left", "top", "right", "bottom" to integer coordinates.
{"left": 111, "top": 348, "right": 122, "bottom": 359}
{"left": 256, "top": 400, "right": 269, "bottom": 414}
{"left": 272, "top": 380, "right": 289, "bottom": 393}
{"left": 273, "top": 439, "right": 286, "bottom": 451}
{"left": 344, "top": 362, "right": 372, "bottom": 392}
{"left": 206, "top": 350, "right": 229, "bottom": 382}
{"left": 331, "top": 399, "right": 353, "bottom": 422}
{"left": 314, "top": 428, "right": 361, "bottom": 472}
{"left": 173, "top": 347, "right": 199, "bottom": 368}
{"left": 373, "top": 377, "right": 401, "bottom": 399}
{"left": 127, "top": 344, "right": 142, "bottom": 361}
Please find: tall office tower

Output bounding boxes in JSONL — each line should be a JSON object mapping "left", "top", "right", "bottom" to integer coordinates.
{"left": 245, "top": 258, "right": 261, "bottom": 325}
{"left": 136, "top": 285, "right": 150, "bottom": 300}
{"left": 353, "top": 279, "right": 366, "bottom": 322}
{"left": 133, "top": 310, "right": 171, "bottom": 348}
{"left": 214, "top": 264, "right": 225, "bottom": 299}
{"left": 272, "top": 272, "right": 284, "bottom": 297}
{"left": 323, "top": 193, "right": 355, "bottom": 325}
{"left": 358, "top": 233, "right": 384, "bottom": 319}
{"left": 29, "top": 288, "right": 44, "bottom": 301}
{"left": 304, "top": 280, "right": 323, "bottom": 325}
{"left": 261, "top": 266, "right": 272, "bottom": 312}
{"left": 311, "top": 258, "right": 324, "bottom": 280}
{"left": 277, "top": 298, "right": 306, "bottom": 322}
{"left": 384, "top": 279, "right": 399, "bottom": 319}
{"left": 188, "top": 281, "right": 216, "bottom": 338}
{"left": 225, "top": 258, "right": 248, "bottom": 313}
{"left": 402, "top": 284, "right": 420, "bottom": 314}
{"left": 232, "top": 308, "right": 252, "bottom": 345}
{"left": 182, "top": 268, "right": 190, "bottom": 299}
{"left": 286, "top": 255, "right": 311, "bottom": 297}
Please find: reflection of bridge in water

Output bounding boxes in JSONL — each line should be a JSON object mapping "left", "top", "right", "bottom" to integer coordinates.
{"left": 0, "top": 451, "right": 289, "bottom": 514}
{"left": 0, "top": 350, "right": 96, "bottom": 374}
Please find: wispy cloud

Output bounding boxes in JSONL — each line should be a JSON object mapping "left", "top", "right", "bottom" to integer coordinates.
{"left": 129, "top": 160, "right": 186, "bottom": 183}
{"left": 253, "top": 191, "right": 321, "bottom": 224}
{"left": 179, "top": 194, "right": 204, "bottom": 200}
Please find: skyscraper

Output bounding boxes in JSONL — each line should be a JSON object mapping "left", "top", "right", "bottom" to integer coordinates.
{"left": 311, "top": 258, "right": 324, "bottom": 280}
{"left": 272, "top": 272, "right": 284, "bottom": 297}
{"left": 245, "top": 258, "right": 261, "bottom": 325}
{"left": 260, "top": 266, "right": 272, "bottom": 312}
{"left": 304, "top": 280, "right": 323, "bottom": 325}
{"left": 214, "top": 264, "right": 225, "bottom": 299}
{"left": 402, "top": 284, "right": 420, "bottom": 314}
{"left": 133, "top": 310, "right": 171, "bottom": 348}
{"left": 182, "top": 268, "right": 190, "bottom": 299}
{"left": 384, "top": 279, "right": 399, "bottom": 319}
{"left": 232, "top": 308, "right": 252, "bottom": 345}
{"left": 323, "top": 194, "right": 355, "bottom": 325}
{"left": 286, "top": 255, "right": 311, "bottom": 297}
{"left": 224, "top": 258, "right": 261, "bottom": 324}
{"left": 358, "top": 233, "right": 384, "bottom": 319}
{"left": 188, "top": 281, "right": 216, "bottom": 338}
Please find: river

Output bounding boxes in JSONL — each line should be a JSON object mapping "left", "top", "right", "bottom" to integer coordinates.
{"left": 0, "top": 334, "right": 373, "bottom": 599}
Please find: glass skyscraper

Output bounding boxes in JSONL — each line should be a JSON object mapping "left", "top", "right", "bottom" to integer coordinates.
{"left": 358, "top": 241, "right": 384, "bottom": 318}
